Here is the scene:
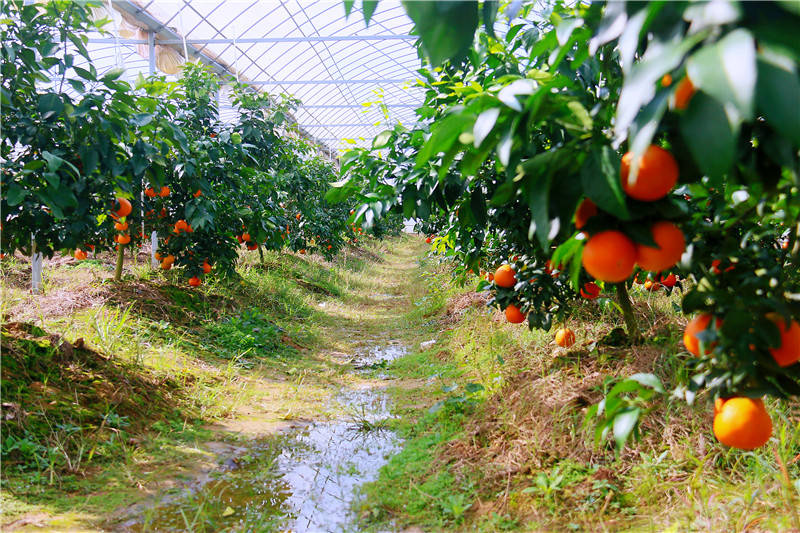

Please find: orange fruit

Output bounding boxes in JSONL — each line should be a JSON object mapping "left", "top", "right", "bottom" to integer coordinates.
{"left": 115, "top": 234, "right": 131, "bottom": 244}
{"left": 241, "top": 233, "right": 251, "bottom": 242}
{"left": 575, "top": 198, "right": 597, "bottom": 230}
{"left": 112, "top": 197, "right": 132, "bottom": 218}
{"left": 505, "top": 304, "right": 526, "bottom": 324}
{"left": 425, "top": 237, "right": 432, "bottom": 244}
{"left": 159, "top": 186, "right": 170, "bottom": 197}
{"left": 158, "top": 208, "right": 167, "bottom": 218}
{"left": 620, "top": 145, "right": 679, "bottom": 201}
{"left": 114, "top": 221, "right": 128, "bottom": 231}
{"left": 582, "top": 231, "right": 636, "bottom": 282}
{"left": 635, "top": 221, "right": 685, "bottom": 272}
{"left": 155, "top": 252, "right": 163, "bottom": 260}
{"left": 194, "top": 189, "right": 202, "bottom": 198}
{"left": 349, "top": 209, "right": 355, "bottom": 215}
{"left": 327, "top": 244, "right": 332, "bottom": 250}
{"left": 674, "top": 76, "right": 695, "bottom": 111}
{"left": 163, "top": 254, "right": 175, "bottom": 264}
{"left": 643, "top": 280, "right": 661, "bottom": 291}
{"left": 580, "top": 282, "right": 601, "bottom": 299}
{"left": 660, "top": 273, "right": 677, "bottom": 287}
{"left": 299, "top": 249, "right": 306, "bottom": 255}
{"left": 74, "top": 249, "right": 87, "bottom": 260}
{"left": 494, "top": 264, "right": 517, "bottom": 288}
{"left": 555, "top": 328, "right": 576, "bottom": 348}
{"left": 713, "top": 397, "right": 772, "bottom": 450}
{"left": 683, "top": 313, "right": 721, "bottom": 356}
{"left": 145, "top": 187, "right": 157, "bottom": 198}
{"left": 765, "top": 313, "right": 800, "bottom": 367}
{"left": 161, "top": 261, "right": 172, "bottom": 270}
{"left": 188, "top": 276, "right": 201, "bottom": 287}
{"left": 661, "top": 73, "right": 673, "bottom": 87}
{"left": 202, "top": 261, "right": 212, "bottom": 274}
{"left": 296, "top": 213, "right": 302, "bottom": 220}
{"left": 247, "top": 243, "right": 258, "bottom": 250}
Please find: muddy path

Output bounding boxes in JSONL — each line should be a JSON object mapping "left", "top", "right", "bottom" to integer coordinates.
{"left": 112, "top": 239, "right": 429, "bottom": 532}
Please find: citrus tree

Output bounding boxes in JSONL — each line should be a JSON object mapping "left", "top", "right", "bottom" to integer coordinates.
{"left": 332, "top": 0, "right": 800, "bottom": 451}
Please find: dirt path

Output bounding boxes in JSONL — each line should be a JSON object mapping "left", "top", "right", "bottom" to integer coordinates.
{"left": 106, "top": 238, "right": 430, "bottom": 531}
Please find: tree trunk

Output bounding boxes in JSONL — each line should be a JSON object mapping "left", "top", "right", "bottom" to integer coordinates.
{"left": 258, "top": 243, "right": 264, "bottom": 264}
{"left": 114, "top": 243, "right": 124, "bottom": 282}
{"left": 614, "top": 282, "right": 639, "bottom": 343}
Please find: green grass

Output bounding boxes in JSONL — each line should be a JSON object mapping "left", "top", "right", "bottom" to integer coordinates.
{"left": 355, "top": 268, "right": 800, "bottom": 532}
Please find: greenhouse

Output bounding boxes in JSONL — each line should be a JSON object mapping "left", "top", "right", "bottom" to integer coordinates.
{"left": 2, "top": 1, "right": 800, "bottom": 532}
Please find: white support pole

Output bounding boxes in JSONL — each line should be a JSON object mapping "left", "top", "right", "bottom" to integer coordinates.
{"left": 31, "top": 235, "right": 43, "bottom": 294}
{"left": 150, "top": 230, "right": 159, "bottom": 269}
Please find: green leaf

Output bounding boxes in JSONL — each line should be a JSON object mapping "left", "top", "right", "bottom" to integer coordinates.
{"left": 42, "top": 151, "right": 64, "bottom": 172}
{"left": 38, "top": 93, "right": 63, "bottom": 116}
{"left": 627, "top": 373, "right": 665, "bottom": 394}
{"left": 580, "top": 146, "right": 630, "bottom": 220}
{"left": 613, "top": 407, "right": 641, "bottom": 453}
{"left": 343, "top": 0, "right": 355, "bottom": 17}
{"left": 687, "top": 29, "right": 757, "bottom": 123}
{"left": 372, "top": 129, "right": 392, "bottom": 149}
{"left": 362, "top": 0, "right": 379, "bottom": 25}
{"left": 482, "top": 1, "right": 498, "bottom": 39}
{"left": 5, "top": 183, "right": 26, "bottom": 206}
{"left": 756, "top": 55, "right": 800, "bottom": 146}
{"left": 416, "top": 113, "right": 473, "bottom": 167}
{"left": 680, "top": 92, "right": 735, "bottom": 179}
{"left": 490, "top": 180, "right": 516, "bottom": 206}
{"left": 402, "top": 1, "right": 479, "bottom": 67}
{"left": 473, "top": 107, "right": 500, "bottom": 148}
{"left": 526, "top": 177, "right": 550, "bottom": 249}
{"left": 102, "top": 67, "right": 125, "bottom": 81}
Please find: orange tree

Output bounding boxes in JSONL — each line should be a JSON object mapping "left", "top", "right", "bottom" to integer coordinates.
{"left": 1, "top": 1, "right": 146, "bottom": 260}
{"left": 332, "top": 0, "right": 800, "bottom": 450}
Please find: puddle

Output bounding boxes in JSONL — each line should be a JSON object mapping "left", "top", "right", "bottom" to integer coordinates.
{"left": 123, "top": 387, "right": 400, "bottom": 532}
{"left": 352, "top": 343, "right": 408, "bottom": 372}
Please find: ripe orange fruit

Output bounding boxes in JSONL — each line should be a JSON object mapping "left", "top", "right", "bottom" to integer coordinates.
{"left": 575, "top": 198, "right": 597, "bottom": 230}
{"left": 711, "top": 259, "right": 736, "bottom": 275}
{"left": 494, "top": 264, "right": 517, "bottom": 288}
{"left": 296, "top": 213, "right": 302, "bottom": 220}
{"left": 299, "top": 249, "right": 306, "bottom": 255}
{"left": 112, "top": 197, "right": 132, "bottom": 218}
{"left": 188, "top": 276, "right": 201, "bottom": 287}
{"left": 74, "top": 249, "right": 87, "bottom": 260}
{"left": 674, "top": 76, "right": 695, "bottom": 111}
{"left": 194, "top": 189, "right": 202, "bottom": 198}
{"left": 161, "top": 261, "right": 172, "bottom": 270}
{"left": 115, "top": 234, "right": 131, "bottom": 244}
{"left": 114, "top": 221, "right": 128, "bottom": 231}
{"left": 505, "top": 304, "right": 526, "bottom": 324}
{"left": 555, "top": 328, "right": 576, "bottom": 348}
{"left": 202, "top": 261, "right": 212, "bottom": 274}
{"left": 713, "top": 397, "right": 772, "bottom": 450}
{"left": 145, "top": 187, "right": 157, "bottom": 198}
{"left": 765, "top": 313, "right": 800, "bottom": 367}
{"left": 175, "top": 220, "right": 188, "bottom": 232}
{"left": 582, "top": 230, "right": 636, "bottom": 282}
{"left": 425, "top": 236, "right": 432, "bottom": 244}
{"left": 158, "top": 208, "right": 167, "bottom": 218}
{"left": 327, "top": 244, "right": 332, "bottom": 250}
{"left": 241, "top": 233, "right": 251, "bottom": 242}
{"left": 635, "top": 221, "right": 685, "bottom": 272}
{"left": 660, "top": 273, "right": 677, "bottom": 287}
{"left": 163, "top": 254, "right": 175, "bottom": 264}
{"left": 620, "top": 145, "right": 679, "bottom": 201}
{"left": 246, "top": 243, "right": 258, "bottom": 250}
{"left": 159, "top": 186, "right": 170, "bottom": 197}
{"left": 580, "top": 282, "right": 601, "bottom": 299}
{"left": 683, "top": 313, "right": 721, "bottom": 356}
{"left": 661, "top": 73, "right": 673, "bottom": 87}
{"left": 643, "top": 279, "right": 661, "bottom": 291}
{"left": 349, "top": 209, "right": 355, "bottom": 215}
{"left": 155, "top": 252, "right": 163, "bottom": 261}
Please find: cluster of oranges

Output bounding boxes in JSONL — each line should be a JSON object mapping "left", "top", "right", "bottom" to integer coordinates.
{"left": 580, "top": 145, "right": 685, "bottom": 283}
{"left": 682, "top": 311, "right": 799, "bottom": 449}
{"left": 492, "top": 263, "right": 579, "bottom": 348}
{"left": 110, "top": 197, "right": 132, "bottom": 246}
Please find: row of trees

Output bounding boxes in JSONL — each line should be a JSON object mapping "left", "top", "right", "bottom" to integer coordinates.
{"left": 1, "top": 0, "right": 359, "bottom": 287}
{"left": 331, "top": 0, "right": 800, "bottom": 450}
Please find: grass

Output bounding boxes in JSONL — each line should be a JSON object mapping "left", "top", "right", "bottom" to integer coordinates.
{"left": 2, "top": 239, "right": 798, "bottom": 531}
{"left": 0, "top": 235, "right": 431, "bottom": 529}
{"left": 356, "top": 265, "right": 800, "bottom": 532}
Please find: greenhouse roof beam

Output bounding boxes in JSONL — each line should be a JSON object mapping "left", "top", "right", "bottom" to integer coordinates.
{"left": 247, "top": 79, "right": 408, "bottom": 85}
{"left": 300, "top": 104, "right": 417, "bottom": 108}
{"left": 88, "top": 35, "right": 414, "bottom": 45}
